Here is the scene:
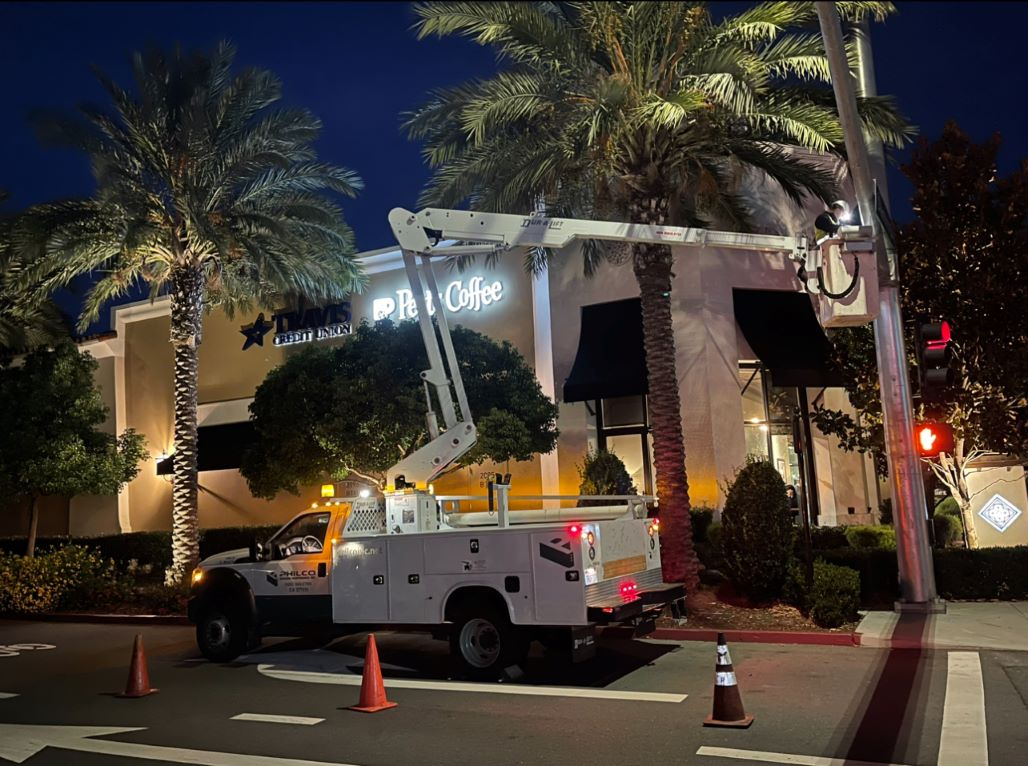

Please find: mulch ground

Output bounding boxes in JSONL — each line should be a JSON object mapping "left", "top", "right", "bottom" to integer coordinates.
{"left": 657, "top": 584, "right": 859, "bottom": 634}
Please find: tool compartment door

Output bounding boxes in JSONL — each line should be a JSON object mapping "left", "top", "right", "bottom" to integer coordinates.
{"left": 530, "top": 530, "right": 587, "bottom": 624}
{"left": 332, "top": 537, "right": 389, "bottom": 622}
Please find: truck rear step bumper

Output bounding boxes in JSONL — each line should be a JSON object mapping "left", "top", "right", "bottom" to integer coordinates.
{"left": 586, "top": 582, "right": 686, "bottom": 625}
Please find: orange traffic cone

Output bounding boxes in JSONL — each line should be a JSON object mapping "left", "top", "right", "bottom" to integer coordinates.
{"left": 703, "top": 633, "right": 752, "bottom": 728}
{"left": 117, "top": 634, "right": 158, "bottom": 698}
{"left": 348, "top": 634, "right": 397, "bottom": 713}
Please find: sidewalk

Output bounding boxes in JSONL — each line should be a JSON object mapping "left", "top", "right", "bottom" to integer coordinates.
{"left": 856, "top": 601, "right": 1028, "bottom": 651}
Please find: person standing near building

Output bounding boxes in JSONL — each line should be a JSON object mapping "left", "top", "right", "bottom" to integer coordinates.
{"left": 785, "top": 484, "right": 800, "bottom": 525}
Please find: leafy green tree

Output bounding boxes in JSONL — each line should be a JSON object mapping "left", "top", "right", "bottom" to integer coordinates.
{"left": 12, "top": 43, "right": 364, "bottom": 581}
{"left": 0, "top": 190, "right": 66, "bottom": 352}
{"left": 404, "top": 1, "right": 910, "bottom": 587}
{"left": 242, "top": 320, "right": 559, "bottom": 497}
{"left": 811, "top": 122, "right": 1028, "bottom": 548}
{"left": 0, "top": 344, "right": 147, "bottom": 557}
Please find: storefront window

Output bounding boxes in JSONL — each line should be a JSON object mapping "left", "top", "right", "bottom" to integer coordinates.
{"left": 591, "top": 394, "right": 653, "bottom": 495}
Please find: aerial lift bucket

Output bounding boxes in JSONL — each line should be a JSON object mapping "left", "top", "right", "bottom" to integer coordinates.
{"left": 815, "top": 240, "right": 878, "bottom": 328}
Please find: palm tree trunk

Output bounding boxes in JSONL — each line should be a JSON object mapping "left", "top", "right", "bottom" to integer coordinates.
{"left": 26, "top": 495, "right": 40, "bottom": 558}
{"left": 630, "top": 199, "right": 699, "bottom": 589}
{"left": 167, "top": 262, "right": 205, "bottom": 583}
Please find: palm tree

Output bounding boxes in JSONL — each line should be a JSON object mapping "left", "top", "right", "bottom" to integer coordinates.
{"left": 405, "top": 1, "right": 911, "bottom": 588}
{"left": 14, "top": 43, "right": 365, "bottom": 582}
{"left": 0, "top": 190, "right": 67, "bottom": 352}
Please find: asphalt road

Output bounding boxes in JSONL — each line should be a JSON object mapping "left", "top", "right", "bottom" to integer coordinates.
{"left": 1, "top": 620, "right": 1026, "bottom": 765}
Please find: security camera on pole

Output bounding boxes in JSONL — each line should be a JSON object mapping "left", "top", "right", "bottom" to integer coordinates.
{"left": 815, "top": 3, "right": 943, "bottom": 611}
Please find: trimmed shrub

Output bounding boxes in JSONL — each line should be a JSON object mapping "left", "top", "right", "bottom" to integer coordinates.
{"left": 0, "top": 524, "right": 286, "bottom": 578}
{"left": 0, "top": 546, "right": 116, "bottom": 614}
{"left": 809, "top": 560, "right": 861, "bottom": 628}
{"left": 878, "top": 498, "right": 893, "bottom": 525}
{"left": 933, "top": 513, "right": 962, "bottom": 548}
{"left": 935, "top": 496, "right": 960, "bottom": 517}
{"left": 721, "top": 457, "right": 793, "bottom": 601}
{"left": 844, "top": 525, "right": 896, "bottom": 550}
{"left": 782, "top": 560, "right": 810, "bottom": 612}
{"left": 934, "top": 547, "right": 1028, "bottom": 600}
{"left": 689, "top": 507, "right": 716, "bottom": 543}
{"left": 807, "top": 526, "right": 850, "bottom": 551}
{"left": 577, "top": 449, "right": 636, "bottom": 507}
{"left": 816, "top": 548, "right": 900, "bottom": 602}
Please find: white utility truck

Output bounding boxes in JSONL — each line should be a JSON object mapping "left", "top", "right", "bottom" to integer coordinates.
{"left": 188, "top": 207, "right": 873, "bottom": 677}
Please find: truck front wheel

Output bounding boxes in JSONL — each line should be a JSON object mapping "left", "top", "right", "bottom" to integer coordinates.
{"left": 449, "top": 603, "right": 527, "bottom": 680}
{"left": 196, "top": 606, "right": 249, "bottom": 662}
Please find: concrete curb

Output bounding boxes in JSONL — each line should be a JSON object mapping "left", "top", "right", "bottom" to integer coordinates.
{"left": 5, "top": 612, "right": 191, "bottom": 626}
{"left": 650, "top": 627, "right": 858, "bottom": 646}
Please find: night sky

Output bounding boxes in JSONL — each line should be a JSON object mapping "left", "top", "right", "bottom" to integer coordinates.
{"left": 2, "top": 2, "right": 1026, "bottom": 330}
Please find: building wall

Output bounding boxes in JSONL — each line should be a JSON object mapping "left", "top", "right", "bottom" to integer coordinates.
{"left": 964, "top": 465, "right": 1028, "bottom": 548}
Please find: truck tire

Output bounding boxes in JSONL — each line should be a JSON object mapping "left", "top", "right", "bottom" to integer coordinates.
{"left": 449, "top": 602, "right": 528, "bottom": 680}
{"left": 196, "top": 605, "right": 249, "bottom": 662}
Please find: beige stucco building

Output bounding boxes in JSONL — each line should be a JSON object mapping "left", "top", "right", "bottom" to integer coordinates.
{"left": 5, "top": 173, "right": 916, "bottom": 541}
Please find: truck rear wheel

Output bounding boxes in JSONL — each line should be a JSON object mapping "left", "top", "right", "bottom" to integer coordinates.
{"left": 449, "top": 603, "right": 527, "bottom": 680}
{"left": 196, "top": 606, "right": 248, "bottom": 662}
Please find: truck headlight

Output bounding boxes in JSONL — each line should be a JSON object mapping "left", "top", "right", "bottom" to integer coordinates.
{"left": 191, "top": 568, "right": 205, "bottom": 585}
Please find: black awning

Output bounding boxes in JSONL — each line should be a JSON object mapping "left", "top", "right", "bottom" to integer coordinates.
{"left": 563, "top": 298, "right": 648, "bottom": 403}
{"left": 733, "top": 289, "right": 844, "bottom": 388}
{"left": 156, "top": 421, "right": 256, "bottom": 475}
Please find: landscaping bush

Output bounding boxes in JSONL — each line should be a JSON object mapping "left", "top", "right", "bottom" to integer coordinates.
{"left": 844, "top": 525, "right": 896, "bottom": 550}
{"left": 0, "top": 546, "right": 116, "bottom": 614}
{"left": 577, "top": 449, "right": 636, "bottom": 507}
{"left": 932, "top": 513, "right": 962, "bottom": 548}
{"left": 935, "top": 496, "right": 960, "bottom": 517}
{"left": 720, "top": 457, "right": 793, "bottom": 601}
{"left": 689, "top": 507, "right": 716, "bottom": 543}
{"left": 878, "top": 498, "right": 893, "bottom": 526}
{"left": 809, "top": 560, "right": 861, "bottom": 628}
{"left": 934, "top": 547, "right": 1028, "bottom": 600}
{"left": 806, "top": 526, "right": 850, "bottom": 551}
{"left": 781, "top": 560, "right": 810, "bottom": 612}
{"left": 816, "top": 548, "right": 900, "bottom": 603}
{"left": 0, "top": 523, "right": 285, "bottom": 578}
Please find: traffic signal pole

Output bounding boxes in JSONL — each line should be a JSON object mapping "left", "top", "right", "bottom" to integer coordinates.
{"left": 816, "top": 3, "right": 941, "bottom": 609}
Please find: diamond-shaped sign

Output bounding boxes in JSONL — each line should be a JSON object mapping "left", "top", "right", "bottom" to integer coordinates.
{"left": 978, "top": 494, "right": 1023, "bottom": 533}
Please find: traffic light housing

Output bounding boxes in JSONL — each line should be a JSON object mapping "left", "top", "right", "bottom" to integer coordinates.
{"left": 916, "top": 321, "right": 955, "bottom": 402}
{"left": 915, "top": 421, "right": 954, "bottom": 458}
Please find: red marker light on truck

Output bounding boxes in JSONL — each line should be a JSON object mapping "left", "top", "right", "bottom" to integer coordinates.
{"left": 568, "top": 524, "right": 581, "bottom": 537}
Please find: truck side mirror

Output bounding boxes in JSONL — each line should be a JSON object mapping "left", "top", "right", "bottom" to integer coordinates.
{"left": 249, "top": 537, "right": 265, "bottom": 562}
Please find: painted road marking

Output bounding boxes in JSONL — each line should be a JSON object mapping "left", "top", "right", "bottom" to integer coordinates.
{"left": 0, "top": 643, "right": 56, "bottom": 658}
{"left": 257, "top": 664, "right": 687, "bottom": 703}
{"left": 697, "top": 746, "right": 914, "bottom": 766}
{"left": 0, "top": 694, "right": 16, "bottom": 700}
{"left": 0, "top": 723, "right": 362, "bottom": 765}
{"left": 231, "top": 713, "right": 324, "bottom": 726}
{"left": 938, "top": 651, "right": 988, "bottom": 766}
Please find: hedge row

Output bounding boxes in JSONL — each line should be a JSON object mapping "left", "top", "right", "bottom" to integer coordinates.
{"left": 0, "top": 525, "right": 281, "bottom": 573}
{"left": 818, "top": 546, "right": 1028, "bottom": 602}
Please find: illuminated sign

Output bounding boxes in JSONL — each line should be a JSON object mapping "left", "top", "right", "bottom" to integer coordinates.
{"left": 240, "top": 302, "right": 351, "bottom": 350}
{"left": 371, "top": 276, "right": 504, "bottom": 320}
{"left": 978, "top": 494, "right": 1022, "bottom": 533}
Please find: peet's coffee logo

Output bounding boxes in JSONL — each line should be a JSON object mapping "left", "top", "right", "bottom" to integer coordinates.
{"left": 371, "top": 277, "right": 504, "bottom": 321}
{"left": 240, "top": 302, "right": 352, "bottom": 351}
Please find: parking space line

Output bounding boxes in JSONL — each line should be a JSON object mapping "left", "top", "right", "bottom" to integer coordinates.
{"left": 696, "top": 746, "right": 913, "bottom": 765}
{"left": 257, "top": 664, "right": 687, "bottom": 703}
{"left": 0, "top": 693, "right": 17, "bottom": 700}
{"left": 231, "top": 713, "right": 324, "bottom": 726}
{"left": 938, "top": 651, "right": 988, "bottom": 766}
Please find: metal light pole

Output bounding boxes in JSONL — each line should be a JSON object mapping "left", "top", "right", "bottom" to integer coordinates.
{"left": 816, "top": 3, "right": 941, "bottom": 609}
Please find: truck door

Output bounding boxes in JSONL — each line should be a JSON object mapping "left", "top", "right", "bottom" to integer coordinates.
{"left": 247, "top": 510, "right": 334, "bottom": 624}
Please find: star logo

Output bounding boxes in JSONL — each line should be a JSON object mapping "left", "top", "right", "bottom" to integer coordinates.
{"left": 240, "top": 313, "right": 274, "bottom": 351}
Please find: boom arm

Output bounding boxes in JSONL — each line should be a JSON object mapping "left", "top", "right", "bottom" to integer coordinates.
{"left": 385, "top": 206, "right": 874, "bottom": 490}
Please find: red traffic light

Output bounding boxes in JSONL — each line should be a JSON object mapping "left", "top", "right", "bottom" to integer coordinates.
{"left": 915, "top": 422, "right": 954, "bottom": 458}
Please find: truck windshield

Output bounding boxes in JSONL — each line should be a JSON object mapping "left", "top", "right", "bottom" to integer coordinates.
{"left": 269, "top": 512, "right": 331, "bottom": 557}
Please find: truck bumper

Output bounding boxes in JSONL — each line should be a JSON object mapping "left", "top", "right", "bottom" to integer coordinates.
{"left": 587, "top": 582, "right": 687, "bottom": 635}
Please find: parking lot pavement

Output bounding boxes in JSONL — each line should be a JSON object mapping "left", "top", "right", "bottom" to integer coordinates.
{"left": 2, "top": 619, "right": 1026, "bottom": 765}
